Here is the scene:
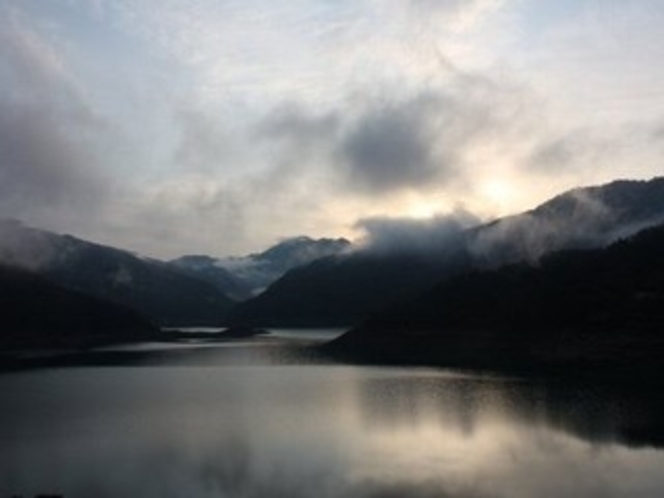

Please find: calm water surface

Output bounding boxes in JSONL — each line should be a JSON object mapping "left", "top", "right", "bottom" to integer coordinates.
{"left": 1, "top": 330, "right": 664, "bottom": 498}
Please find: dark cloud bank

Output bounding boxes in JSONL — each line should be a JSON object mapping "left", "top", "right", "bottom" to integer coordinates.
{"left": 257, "top": 77, "right": 524, "bottom": 199}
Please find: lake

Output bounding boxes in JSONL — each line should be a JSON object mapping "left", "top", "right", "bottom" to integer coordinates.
{"left": 1, "top": 329, "right": 664, "bottom": 498}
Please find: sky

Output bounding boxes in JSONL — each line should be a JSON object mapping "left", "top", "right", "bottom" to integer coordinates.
{"left": 1, "top": 0, "right": 663, "bottom": 258}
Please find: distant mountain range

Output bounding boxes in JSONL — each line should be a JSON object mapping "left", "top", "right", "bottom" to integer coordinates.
{"left": 167, "top": 254, "right": 252, "bottom": 301}
{"left": 0, "top": 219, "right": 235, "bottom": 326}
{"left": 0, "top": 219, "right": 351, "bottom": 334}
{"left": 170, "top": 236, "right": 350, "bottom": 299}
{"left": 326, "top": 221, "right": 664, "bottom": 375}
{"left": 230, "top": 177, "right": 664, "bottom": 327}
{"left": 2, "top": 176, "right": 664, "bottom": 354}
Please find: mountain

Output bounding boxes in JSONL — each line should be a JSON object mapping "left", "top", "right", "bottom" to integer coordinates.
{"left": 326, "top": 222, "right": 664, "bottom": 375}
{"left": 171, "top": 236, "right": 351, "bottom": 299}
{"left": 229, "top": 177, "right": 664, "bottom": 327}
{"left": 168, "top": 255, "right": 253, "bottom": 300}
{"left": 0, "top": 264, "right": 158, "bottom": 350}
{"left": 0, "top": 220, "right": 235, "bottom": 326}
{"left": 229, "top": 244, "right": 472, "bottom": 327}
{"left": 468, "top": 177, "right": 664, "bottom": 266}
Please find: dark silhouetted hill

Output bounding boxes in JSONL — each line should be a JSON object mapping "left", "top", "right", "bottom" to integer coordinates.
{"left": 0, "top": 220, "right": 235, "bottom": 326}
{"left": 229, "top": 246, "right": 472, "bottom": 327}
{"left": 327, "top": 222, "right": 664, "bottom": 375}
{"left": 0, "top": 265, "right": 158, "bottom": 350}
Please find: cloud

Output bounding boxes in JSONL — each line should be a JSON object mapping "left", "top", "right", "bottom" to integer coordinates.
{"left": 339, "top": 95, "right": 445, "bottom": 193}
{"left": 401, "top": 0, "right": 505, "bottom": 28}
{"left": 258, "top": 105, "right": 340, "bottom": 147}
{"left": 525, "top": 130, "right": 614, "bottom": 175}
{"left": 355, "top": 208, "right": 481, "bottom": 255}
{"left": 467, "top": 181, "right": 664, "bottom": 266}
{"left": 0, "top": 8, "right": 79, "bottom": 103}
{"left": 2, "top": 0, "right": 663, "bottom": 260}
{"left": 253, "top": 67, "right": 532, "bottom": 200}
{"left": 255, "top": 104, "right": 341, "bottom": 183}
{"left": 173, "top": 108, "right": 236, "bottom": 174}
{"left": 98, "top": 176, "right": 248, "bottom": 258}
{"left": 0, "top": 107, "right": 84, "bottom": 201}
{"left": 0, "top": 8, "right": 108, "bottom": 225}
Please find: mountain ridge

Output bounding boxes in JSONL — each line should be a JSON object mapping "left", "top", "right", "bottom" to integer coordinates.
{"left": 171, "top": 235, "right": 351, "bottom": 299}
{"left": 0, "top": 220, "right": 236, "bottom": 326}
{"left": 229, "top": 176, "right": 664, "bottom": 328}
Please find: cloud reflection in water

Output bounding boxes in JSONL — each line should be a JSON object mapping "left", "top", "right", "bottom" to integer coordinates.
{"left": 1, "top": 358, "right": 664, "bottom": 498}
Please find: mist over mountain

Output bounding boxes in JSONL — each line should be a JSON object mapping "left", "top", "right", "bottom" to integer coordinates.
{"left": 168, "top": 255, "right": 253, "bottom": 301}
{"left": 0, "top": 220, "right": 235, "bottom": 326}
{"left": 229, "top": 239, "right": 473, "bottom": 328}
{"left": 327, "top": 221, "right": 664, "bottom": 375}
{"left": 230, "top": 177, "right": 664, "bottom": 328}
{"left": 469, "top": 177, "right": 664, "bottom": 266}
{"left": 0, "top": 264, "right": 158, "bottom": 351}
{"left": 172, "top": 236, "right": 351, "bottom": 299}
{"left": 3, "top": 177, "right": 663, "bottom": 334}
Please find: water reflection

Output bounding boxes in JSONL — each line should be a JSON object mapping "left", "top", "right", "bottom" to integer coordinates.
{"left": 356, "top": 372, "right": 664, "bottom": 449}
{"left": 1, "top": 341, "right": 664, "bottom": 497}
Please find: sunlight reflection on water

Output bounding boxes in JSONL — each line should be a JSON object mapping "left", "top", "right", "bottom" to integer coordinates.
{"left": 1, "top": 336, "right": 663, "bottom": 498}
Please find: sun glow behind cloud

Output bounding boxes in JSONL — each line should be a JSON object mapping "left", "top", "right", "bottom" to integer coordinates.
{"left": 479, "top": 179, "right": 517, "bottom": 213}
